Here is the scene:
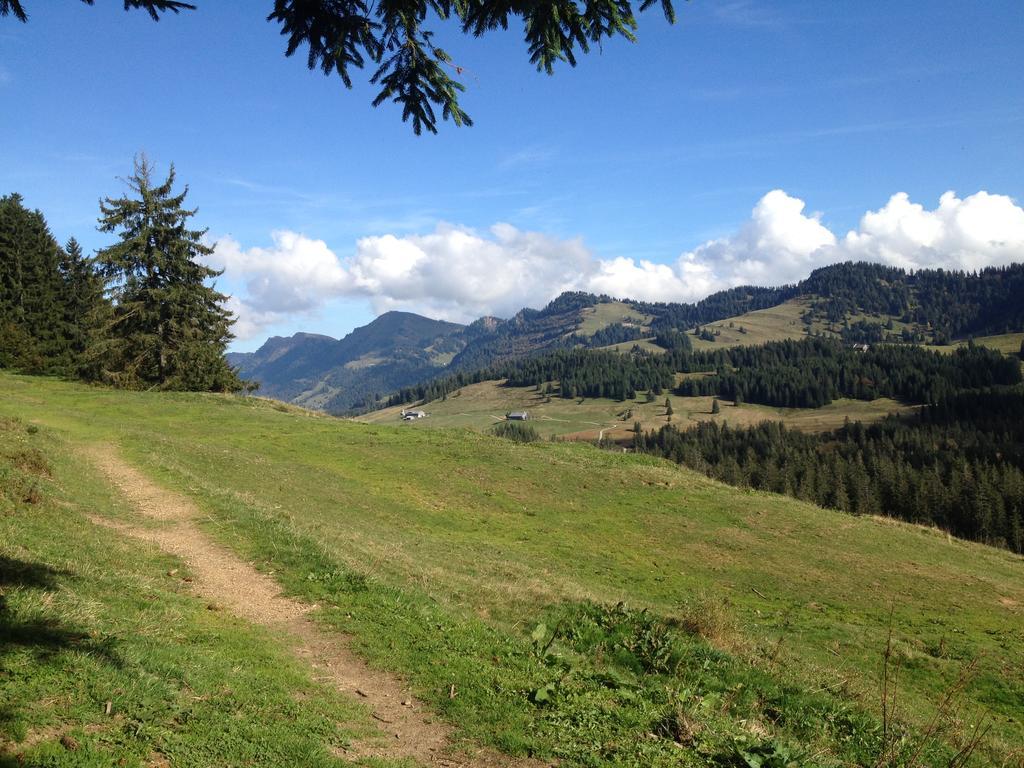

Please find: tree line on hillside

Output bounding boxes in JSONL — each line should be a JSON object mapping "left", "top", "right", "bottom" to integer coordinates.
{"left": 383, "top": 346, "right": 677, "bottom": 408}
{"left": 430, "top": 262, "right": 1024, "bottom": 389}
{"left": 502, "top": 348, "right": 676, "bottom": 400}
{"left": 636, "top": 284, "right": 799, "bottom": 334}
{"left": 672, "top": 337, "right": 1022, "bottom": 408}
{"left": 635, "top": 388, "right": 1024, "bottom": 553}
{"left": 388, "top": 334, "right": 1020, "bottom": 412}
{"left": 800, "top": 261, "right": 1024, "bottom": 339}
{"left": 631, "top": 261, "right": 1024, "bottom": 344}
{"left": 582, "top": 322, "right": 647, "bottom": 348}
{"left": 1, "top": 158, "right": 242, "bottom": 392}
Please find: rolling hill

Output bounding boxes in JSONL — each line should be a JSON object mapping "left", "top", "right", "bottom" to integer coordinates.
{"left": 2, "top": 372, "right": 1021, "bottom": 766}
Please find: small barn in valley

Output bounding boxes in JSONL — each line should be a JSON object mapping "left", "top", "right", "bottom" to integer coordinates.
{"left": 401, "top": 409, "right": 426, "bottom": 420}
{"left": 506, "top": 411, "right": 529, "bottom": 421}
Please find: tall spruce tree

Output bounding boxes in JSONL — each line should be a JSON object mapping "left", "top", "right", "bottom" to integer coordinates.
{"left": 95, "top": 157, "right": 242, "bottom": 392}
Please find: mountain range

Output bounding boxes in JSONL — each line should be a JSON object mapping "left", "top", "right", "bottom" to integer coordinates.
{"left": 228, "top": 261, "right": 1024, "bottom": 414}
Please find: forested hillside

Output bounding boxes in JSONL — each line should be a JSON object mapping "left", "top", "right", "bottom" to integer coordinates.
{"left": 800, "top": 262, "right": 1024, "bottom": 340}
{"left": 637, "top": 388, "right": 1024, "bottom": 553}
{"left": 377, "top": 272, "right": 1024, "bottom": 556}
{"left": 240, "top": 262, "right": 1024, "bottom": 415}
{"left": 672, "top": 338, "right": 1022, "bottom": 407}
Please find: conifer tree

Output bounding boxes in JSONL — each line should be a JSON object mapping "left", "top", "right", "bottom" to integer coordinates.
{"left": 95, "top": 157, "right": 242, "bottom": 392}
{"left": 0, "top": 193, "right": 76, "bottom": 373}
{"left": 58, "top": 237, "right": 109, "bottom": 377}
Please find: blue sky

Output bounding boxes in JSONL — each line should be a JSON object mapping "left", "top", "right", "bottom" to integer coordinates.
{"left": 2, "top": 0, "right": 1023, "bottom": 350}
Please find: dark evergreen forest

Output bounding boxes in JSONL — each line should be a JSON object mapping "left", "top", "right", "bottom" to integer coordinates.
{"left": 636, "top": 389, "right": 1024, "bottom": 553}
{"left": 390, "top": 336, "right": 1021, "bottom": 411}
{"left": 0, "top": 194, "right": 106, "bottom": 377}
{"left": 799, "top": 261, "right": 1024, "bottom": 339}
{"left": 384, "top": 346, "right": 678, "bottom": 407}
{"left": 672, "top": 338, "right": 1022, "bottom": 407}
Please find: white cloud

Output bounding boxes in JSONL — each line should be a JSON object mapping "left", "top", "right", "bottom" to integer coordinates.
{"left": 841, "top": 191, "right": 1024, "bottom": 271}
{"left": 209, "top": 230, "right": 348, "bottom": 314}
{"left": 680, "top": 189, "right": 836, "bottom": 289}
{"left": 586, "top": 257, "right": 696, "bottom": 303}
{"left": 222, "top": 295, "right": 284, "bottom": 343}
{"left": 208, "top": 223, "right": 593, "bottom": 337}
{"left": 346, "top": 223, "right": 594, "bottom": 320}
{"left": 211, "top": 189, "right": 1024, "bottom": 339}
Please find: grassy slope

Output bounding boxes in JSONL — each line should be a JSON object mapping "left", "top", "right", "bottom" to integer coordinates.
{"left": 0, "top": 415, "right": 379, "bottom": 767}
{"left": 576, "top": 302, "right": 653, "bottom": 337}
{"left": 687, "top": 297, "right": 935, "bottom": 351}
{"left": 932, "top": 332, "right": 1024, "bottom": 356}
{"left": 600, "top": 337, "right": 665, "bottom": 354}
{"left": 688, "top": 300, "right": 813, "bottom": 350}
{"left": 1, "top": 374, "right": 1022, "bottom": 764}
{"left": 359, "top": 380, "right": 912, "bottom": 441}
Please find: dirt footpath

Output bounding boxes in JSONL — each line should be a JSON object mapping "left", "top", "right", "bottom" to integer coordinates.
{"left": 86, "top": 444, "right": 543, "bottom": 767}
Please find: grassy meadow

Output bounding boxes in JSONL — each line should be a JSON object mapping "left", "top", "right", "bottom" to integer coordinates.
{"left": 2, "top": 372, "right": 1022, "bottom": 766}
{"left": 0, "top": 412, "right": 379, "bottom": 767}
{"left": 932, "top": 332, "right": 1024, "bottom": 357}
{"left": 686, "top": 300, "right": 813, "bottom": 350}
{"left": 359, "top": 379, "right": 913, "bottom": 441}
{"left": 577, "top": 302, "right": 653, "bottom": 337}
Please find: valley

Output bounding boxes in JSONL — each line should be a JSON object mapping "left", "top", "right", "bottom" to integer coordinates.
{"left": 357, "top": 379, "right": 912, "bottom": 442}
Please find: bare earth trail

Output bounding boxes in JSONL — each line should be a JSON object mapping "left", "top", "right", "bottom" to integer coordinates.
{"left": 84, "top": 444, "right": 543, "bottom": 768}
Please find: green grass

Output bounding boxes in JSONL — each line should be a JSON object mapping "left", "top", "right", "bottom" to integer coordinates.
{"left": 689, "top": 299, "right": 813, "bottom": 350}
{"left": 682, "top": 297, "right": 973, "bottom": 351}
{"left": 598, "top": 337, "right": 665, "bottom": 355}
{"left": 0, "top": 413, "right": 376, "bottom": 767}
{"left": 360, "top": 379, "right": 912, "bottom": 441}
{"left": 931, "top": 332, "right": 1024, "bottom": 356}
{"left": 1, "top": 373, "right": 1022, "bottom": 765}
{"left": 576, "top": 301, "right": 653, "bottom": 337}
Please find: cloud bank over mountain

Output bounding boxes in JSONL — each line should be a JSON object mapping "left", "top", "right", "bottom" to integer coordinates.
{"left": 208, "top": 189, "right": 1024, "bottom": 339}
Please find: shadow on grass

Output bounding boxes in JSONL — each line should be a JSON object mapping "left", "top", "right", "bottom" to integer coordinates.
{"left": 0, "top": 555, "right": 125, "bottom": 754}
{"left": 0, "top": 554, "right": 123, "bottom": 665}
